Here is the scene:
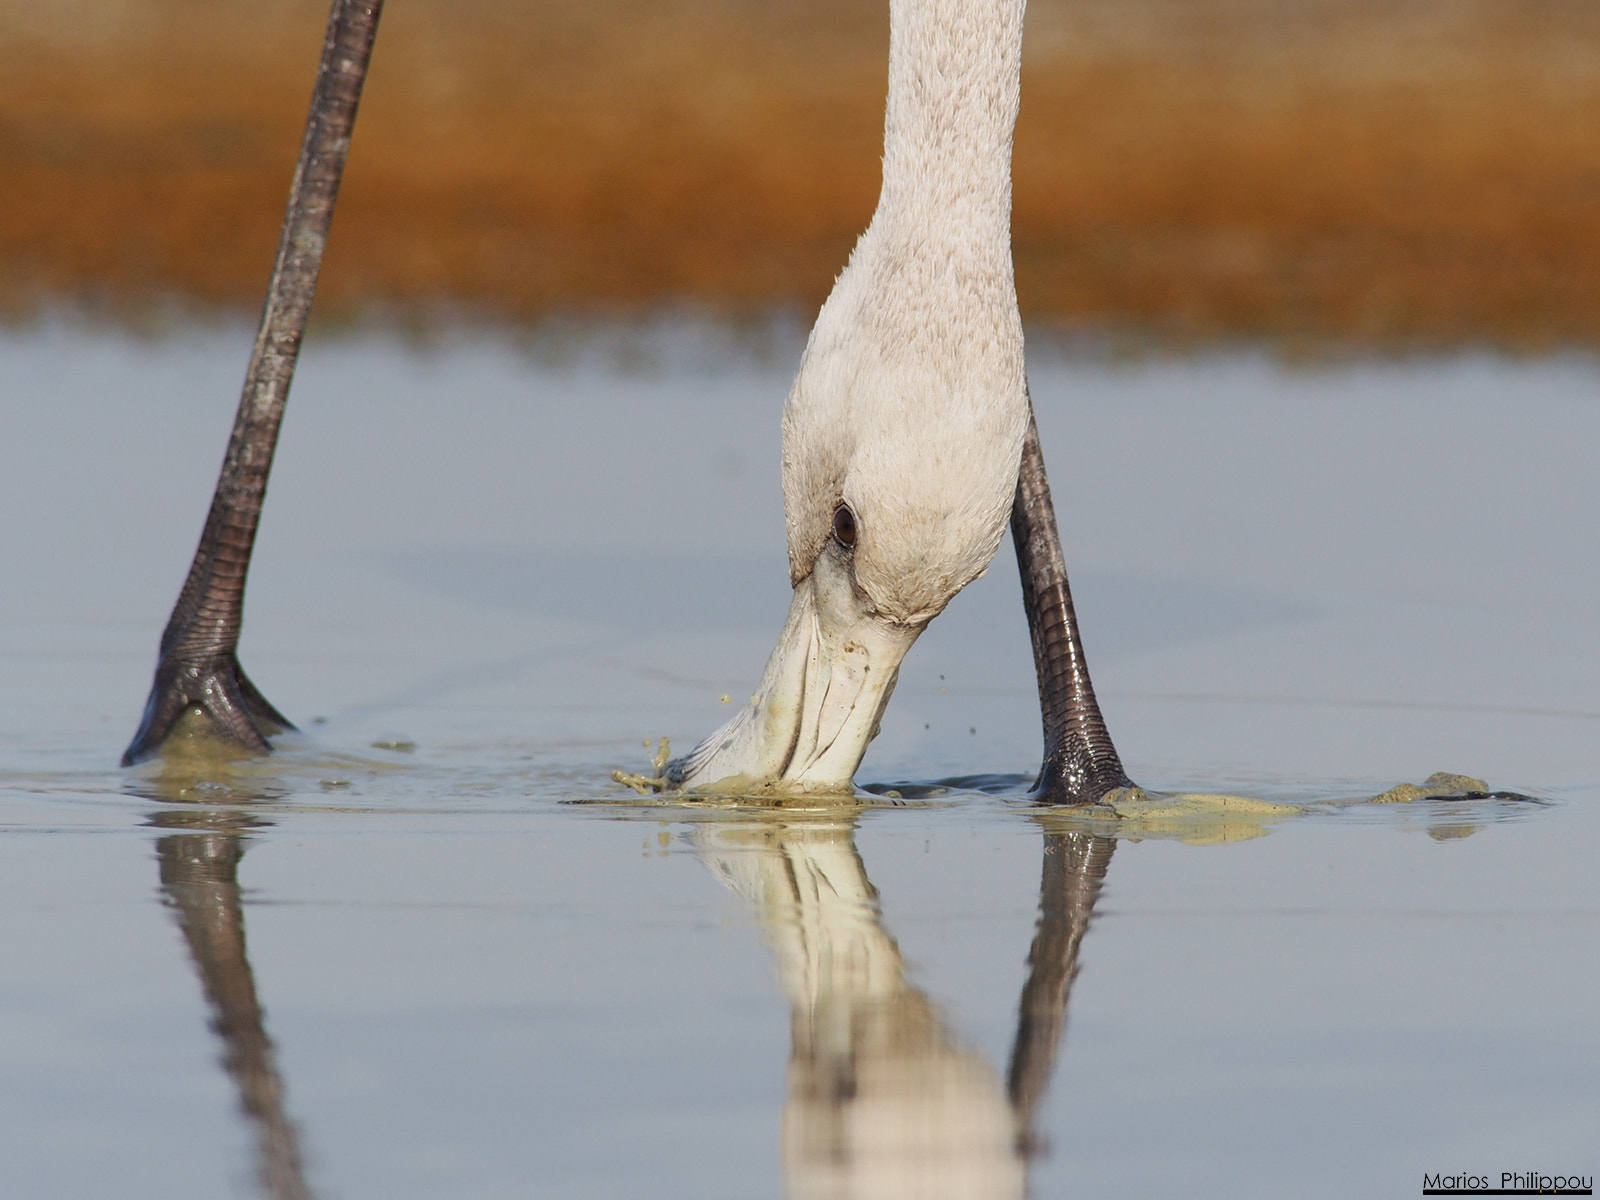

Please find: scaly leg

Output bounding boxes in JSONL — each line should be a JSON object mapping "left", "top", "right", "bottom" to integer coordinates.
{"left": 124, "top": 0, "right": 384, "bottom": 766}
{"left": 1010, "top": 398, "right": 1133, "bottom": 804}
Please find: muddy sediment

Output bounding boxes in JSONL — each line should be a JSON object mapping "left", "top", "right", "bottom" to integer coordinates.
{"left": 4, "top": 0, "right": 1598, "bottom": 346}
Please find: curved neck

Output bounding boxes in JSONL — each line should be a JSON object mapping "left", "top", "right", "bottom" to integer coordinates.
{"left": 874, "top": 0, "right": 1025, "bottom": 249}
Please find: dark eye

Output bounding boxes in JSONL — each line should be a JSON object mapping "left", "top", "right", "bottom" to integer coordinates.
{"left": 832, "top": 503, "right": 858, "bottom": 549}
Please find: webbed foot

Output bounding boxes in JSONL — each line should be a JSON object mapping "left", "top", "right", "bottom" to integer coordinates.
{"left": 123, "top": 654, "right": 294, "bottom": 766}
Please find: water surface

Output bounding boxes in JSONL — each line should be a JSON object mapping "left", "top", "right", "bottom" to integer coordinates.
{"left": 2, "top": 322, "right": 1596, "bottom": 1197}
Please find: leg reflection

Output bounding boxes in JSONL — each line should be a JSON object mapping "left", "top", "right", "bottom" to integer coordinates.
{"left": 1006, "top": 826, "right": 1115, "bottom": 1156}
{"left": 153, "top": 811, "right": 316, "bottom": 1200}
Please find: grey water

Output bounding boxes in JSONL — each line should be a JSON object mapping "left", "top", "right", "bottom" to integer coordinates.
{"left": 1, "top": 319, "right": 1596, "bottom": 1198}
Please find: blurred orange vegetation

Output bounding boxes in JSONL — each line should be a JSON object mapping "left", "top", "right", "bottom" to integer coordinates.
{"left": 3, "top": 0, "right": 1598, "bottom": 345}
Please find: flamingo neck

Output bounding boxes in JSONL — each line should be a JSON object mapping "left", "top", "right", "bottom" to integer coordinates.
{"left": 873, "top": 0, "right": 1025, "bottom": 255}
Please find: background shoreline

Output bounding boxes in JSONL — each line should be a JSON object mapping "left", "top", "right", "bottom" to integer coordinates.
{"left": 5, "top": 0, "right": 1599, "bottom": 347}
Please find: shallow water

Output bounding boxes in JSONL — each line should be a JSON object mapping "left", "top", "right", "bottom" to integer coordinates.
{"left": 2, "top": 321, "right": 1596, "bottom": 1198}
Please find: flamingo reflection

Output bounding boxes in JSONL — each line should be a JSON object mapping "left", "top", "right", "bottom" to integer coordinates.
{"left": 693, "top": 806, "right": 1113, "bottom": 1197}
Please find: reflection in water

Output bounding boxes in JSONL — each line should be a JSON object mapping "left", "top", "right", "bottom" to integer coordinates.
{"left": 694, "top": 808, "right": 1113, "bottom": 1198}
{"left": 151, "top": 807, "right": 317, "bottom": 1200}
{"left": 1007, "top": 820, "right": 1115, "bottom": 1156}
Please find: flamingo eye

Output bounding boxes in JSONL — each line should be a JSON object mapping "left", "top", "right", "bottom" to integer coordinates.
{"left": 832, "top": 504, "right": 858, "bottom": 549}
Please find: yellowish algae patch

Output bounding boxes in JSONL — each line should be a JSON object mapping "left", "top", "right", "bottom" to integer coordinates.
{"left": 134, "top": 708, "right": 285, "bottom": 803}
{"left": 612, "top": 740, "right": 1512, "bottom": 837}
{"left": 678, "top": 777, "right": 862, "bottom": 804}
{"left": 612, "top": 737, "right": 675, "bottom": 795}
{"left": 127, "top": 706, "right": 411, "bottom": 807}
{"left": 1368, "top": 771, "right": 1490, "bottom": 804}
{"left": 1058, "top": 787, "right": 1300, "bottom": 845}
{"left": 1035, "top": 772, "right": 1507, "bottom": 845}
{"left": 611, "top": 738, "right": 902, "bottom": 808}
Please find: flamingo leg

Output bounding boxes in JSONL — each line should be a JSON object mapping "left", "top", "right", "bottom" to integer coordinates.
{"left": 124, "top": 0, "right": 383, "bottom": 766}
{"left": 1010, "top": 399, "right": 1134, "bottom": 804}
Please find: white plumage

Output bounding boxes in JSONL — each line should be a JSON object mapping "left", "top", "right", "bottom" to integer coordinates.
{"left": 676, "top": 0, "right": 1031, "bottom": 792}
